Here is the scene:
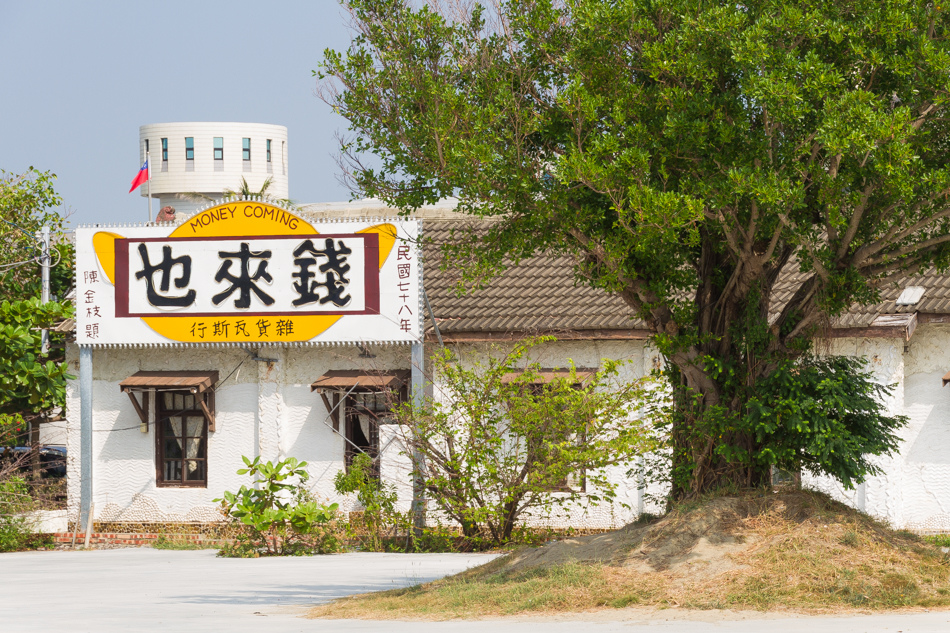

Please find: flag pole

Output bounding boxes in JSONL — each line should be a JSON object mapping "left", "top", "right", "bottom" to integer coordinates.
{"left": 146, "top": 150, "right": 152, "bottom": 222}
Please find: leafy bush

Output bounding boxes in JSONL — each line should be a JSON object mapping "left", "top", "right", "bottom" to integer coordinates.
{"left": 0, "top": 476, "right": 35, "bottom": 552}
{"left": 396, "top": 337, "right": 658, "bottom": 547}
{"left": 0, "top": 298, "right": 73, "bottom": 428}
{"left": 216, "top": 456, "right": 342, "bottom": 557}
{"left": 334, "top": 452, "right": 407, "bottom": 551}
{"left": 925, "top": 534, "right": 950, "bottom": 548}
{"left": 743, "top": 355, "right": 906, "bottom": 489}
{"left": 1, "top": 169, "right": 73, "bottom": 435}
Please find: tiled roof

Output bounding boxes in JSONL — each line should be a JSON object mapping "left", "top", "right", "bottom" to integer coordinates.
{"left": 422, "top": 220, "right": 646, "bottom": 334}
{"left": 829, "top": 268, "right": 950, "bottom": 328}
{"left": 767, "top": 264, "right": 950, "bottom": 329}
{"left": 422, "top": 218, "right": 950, "bottom": 336}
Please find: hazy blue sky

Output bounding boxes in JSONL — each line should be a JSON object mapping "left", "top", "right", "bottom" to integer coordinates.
{"left": 0, "top": 1, "right": 356, "bottom": 225}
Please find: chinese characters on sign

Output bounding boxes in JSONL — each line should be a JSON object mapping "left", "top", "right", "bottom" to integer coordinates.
{"left": 292, "top": 238, "right": 353, "bottom": 307}
{"left": 396, "top": 242, "right": 414, "bottom": 333}
{"left": 82, "top": 275, "right": 100, "bottom": 340}
{"left": 75, "top": 204, "right": 420, "bottom": 345}
{"left": 117, "top": 234, "right": 377, "bottom": 318}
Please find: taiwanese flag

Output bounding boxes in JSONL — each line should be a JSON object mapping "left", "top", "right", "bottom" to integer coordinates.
{"left": 128, "top": 159, "right": 149, "bottom": 193}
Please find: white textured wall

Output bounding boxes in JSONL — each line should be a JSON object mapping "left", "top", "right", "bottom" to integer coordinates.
{"left": 66, "top": 347, "right": 258, "bottom": 523}
{"left": 66, "top": 344, "right": 413, "bottom": 522}
{"left": 38, "top": 420, "right": 66, "bottom": 446}
{"left": 281, "top": 345, "right": 411, "bottom": 512}
{"left": 802, "top": 337, "right": 906, "bottom": 524}
{"left": 802, "top": 326, "right": 950, "bottom": 533}
{"left": 65, "top": 325, "right": 950, "bottom": 531}
{"left": 900, "top": 325, "right": 950, "bottom": 533}
{"left": 139, "top": 122, "right": 288, "bottom": 204}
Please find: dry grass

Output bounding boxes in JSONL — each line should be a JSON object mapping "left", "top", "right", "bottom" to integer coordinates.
{"left": 311, "top": 489, "right": 950, "bottom": 620}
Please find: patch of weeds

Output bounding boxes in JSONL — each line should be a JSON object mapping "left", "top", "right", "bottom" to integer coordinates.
{"left": 633, "top": 512, "right": 662, "bottom": 525}
{"left": 877, "top": 573, "right": 921, "bottom": 606}
{"left": 925, "top": 534, "right": 950, "bottom": 548}
{"left": 609, "top": 594, "right": 641, "bottom": 608}
{"left": 313, "top": 491, "right": 950, "bottom": 620}
{"left": 314, "top": 562, "right": 625, "bottom": 618}
{"left": 152, "top": 535, "right": 218, "bottom": 550}
{"left": 829, "top": 571, "right": 921, "bottom": 608}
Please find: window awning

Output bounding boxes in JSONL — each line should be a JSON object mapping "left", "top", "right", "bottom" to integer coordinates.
{"left": 501, "top": 368, "right": 598, "bottom": 384}
{"left": 944, "top": 370, "right": 950, "bottom": 387}
{"left": 311, "top": 370, "right": 411, "bottom": 391}
{"left": 120, "top": 371, "right": 219, "bottom": 393}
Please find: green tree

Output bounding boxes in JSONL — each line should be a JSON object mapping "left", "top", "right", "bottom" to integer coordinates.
{"left": 0, "top": 168, "right": 71, "bottom": 302}
{"left": 395, "top": 339, "right": 658, "bottom": 545}
{"left": 0, "top": 169, "right": 73, "bottom": 444}
{"left": 318, "top": 0, "right": 932, "bottom": 499}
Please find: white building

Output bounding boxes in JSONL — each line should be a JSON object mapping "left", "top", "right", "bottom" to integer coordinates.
{"left": 139, "top": 122, "right": 289, "bottom": 216}
{"left": 62, "top": 199, "right": 950, "bottom": 535}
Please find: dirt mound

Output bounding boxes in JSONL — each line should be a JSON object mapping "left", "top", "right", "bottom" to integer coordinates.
{"left": 316, "top": 489, "right": 950, "bottom": 619}
{"left": 501, "top": 495, "right": 760, "bottom": 577}
{"left": 457, "top": 489, "right": 950, "bottom": 608}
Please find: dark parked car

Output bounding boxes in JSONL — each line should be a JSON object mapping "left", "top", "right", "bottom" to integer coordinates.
{"left": 0, "top": 446, "right": 67, "bottom": 478}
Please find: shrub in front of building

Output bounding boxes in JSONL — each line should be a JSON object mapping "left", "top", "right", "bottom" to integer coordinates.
{"left": 215, "top": 456, "right": 342, "bottom": 557}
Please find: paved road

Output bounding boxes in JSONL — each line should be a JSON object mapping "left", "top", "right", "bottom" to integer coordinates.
{"left": 0, "top": 548, "right": 947, "bottom": 632}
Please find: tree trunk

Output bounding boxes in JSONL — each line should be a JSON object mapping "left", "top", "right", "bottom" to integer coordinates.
{"left": 667, "top": 367, "right": 774, "bottom": 503}
{"left": 662, "top": 246, "right": 781, "bottom": 502}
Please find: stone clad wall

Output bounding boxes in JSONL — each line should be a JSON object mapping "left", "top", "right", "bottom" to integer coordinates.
{"left": 900, "top": 324, "right": 950, "bottom": 533}
{"left": 65, "top": 344, "right": 413, "bottom": 525}
{"left": 802, "top": 325, "right": 950, "bottom": 533}
{"left": 65, "top": 325, "right": 950, "bottom": 531}
{"left": 65, "top": 340, "right": 659, "bottom": 530}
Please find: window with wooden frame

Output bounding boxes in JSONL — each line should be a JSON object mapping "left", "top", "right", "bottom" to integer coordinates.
{"left": 504, "top": 369, "right": 596, "bottom": 494}
{"left": 157, "top": 391, "right": 209, "bottom": 487}
{"left": 119, "top": 371, "right": 218, "bottom": 488}
{"left": 343, "top": 390, "right": 409, "bottom": 479}
{"left": 311, "top": 370, "right": 409, "bottom": 480}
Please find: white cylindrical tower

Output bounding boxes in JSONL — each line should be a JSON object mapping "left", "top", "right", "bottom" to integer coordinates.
{"left": 138, "top": 122, "right": 289, "bottom": 216}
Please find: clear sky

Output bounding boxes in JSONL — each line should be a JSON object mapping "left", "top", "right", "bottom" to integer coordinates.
{"left": 0, "top": 0, "right": 356, "bottom": 226}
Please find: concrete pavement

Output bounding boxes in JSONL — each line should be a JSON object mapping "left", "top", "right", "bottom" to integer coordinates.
{"left": 0, "top": 548, "right": 947, "bottom": 632}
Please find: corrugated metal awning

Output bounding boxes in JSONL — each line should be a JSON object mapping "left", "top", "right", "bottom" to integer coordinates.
{"left": 501, "top": 369, "right": 597, "bottom": 384}
{"left": 52, "top": 318, "right": 76, "bottom": 333}
{"left": 311, "top": 369, "right": 410, "bottom": 391}
{"left": 119, "top": 371, "right": 219, "bottom": 393}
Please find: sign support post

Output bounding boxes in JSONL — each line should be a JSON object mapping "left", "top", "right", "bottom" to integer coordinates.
{"left": 410, "top": 340, "right": 426, "bottom": 538}
{"left": 79, "top": 346, "right": 93, "bottom": 533}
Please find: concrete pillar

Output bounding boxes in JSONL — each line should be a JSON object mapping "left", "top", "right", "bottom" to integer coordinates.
{"left": 79, "top": 346, "right": 93, "bottom": 529}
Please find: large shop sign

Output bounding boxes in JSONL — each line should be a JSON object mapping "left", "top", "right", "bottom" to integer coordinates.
{"left": 76, "top": 202, "right": 421, "bottom": 346}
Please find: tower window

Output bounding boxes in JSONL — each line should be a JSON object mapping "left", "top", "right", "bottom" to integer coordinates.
{"left": 213, "top": 137, "right": 224, "bottom": 161}
{"left": 266, "top": 139, "right": 272, "bottom": 162}
{"left": 242, "top": 138, "right": 251, "bottom": 161}
{"left": 161, "top": 138, "right": 168, "bottom": 162}
{"left": 185, "top": 137, "right": 194, "bottom": 161}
